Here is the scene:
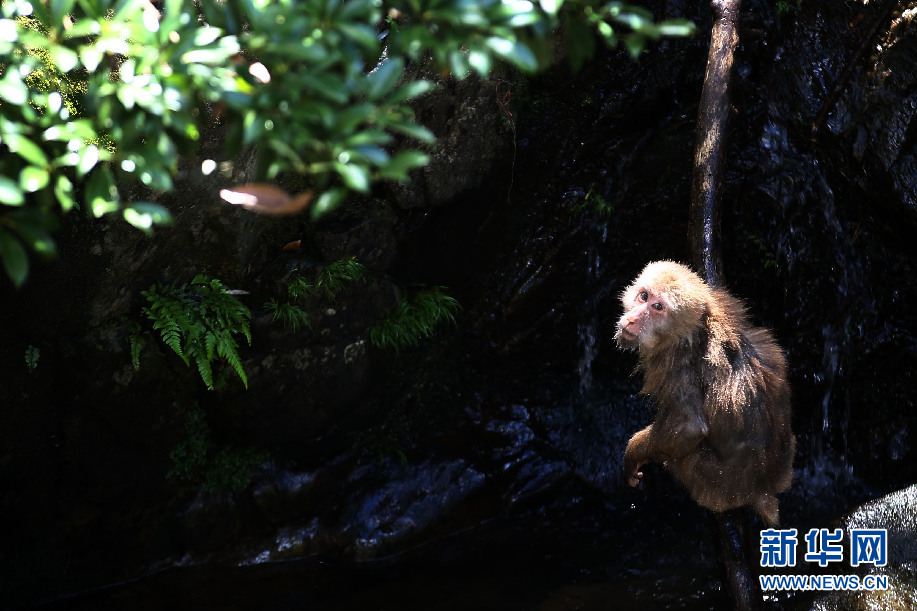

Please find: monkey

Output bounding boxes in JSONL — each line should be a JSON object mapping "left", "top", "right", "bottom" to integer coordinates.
{"left": 615, "top": 260, "right": 794, "bottom": 525}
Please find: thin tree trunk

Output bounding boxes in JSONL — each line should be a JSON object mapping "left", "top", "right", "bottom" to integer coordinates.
{"left": 690, "top": 1, "right": 764, "bottom": 610}
{"left": 689, "top": 0, "right": 741, "bottom": 287}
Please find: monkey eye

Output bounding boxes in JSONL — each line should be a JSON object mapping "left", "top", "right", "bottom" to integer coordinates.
{"left": 638, "top": 291, "right": 649, "bottom": 302}
{"left": 652, "top": 302, "right": 664, "bottom": 311}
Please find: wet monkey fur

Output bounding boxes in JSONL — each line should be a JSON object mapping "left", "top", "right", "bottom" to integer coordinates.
{"left": 615, "top": 261, "right": 795, "bottom": 525}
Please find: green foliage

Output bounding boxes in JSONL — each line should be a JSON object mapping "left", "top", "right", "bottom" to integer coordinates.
{"left": 572, "top": 187, "right": 613, "bottom": 217}
{"left": 127, "top": 320, "right": 145, "bottom": 370}
{"left": 286, "top": 276, "right": 314, "bottom": 301}
{"left": 167, "top": 404, "right": 269, "bottom": 494}
{"left": 140, "top": 274, "right": 251, "bottom": 390}
{"left": 314, "top": 256, "right": 369, "bottom": 302}
{"left": 24, "top": 344, "right": 39, "bottom": 372}
{"left": 265, "top": 298, "right": 310, "bottom": 332}
{"left": 265, "top": 256, "right": 367, "bottom": 330}
{"left": 370, "top": 286, "right": 460, "bottom": 352}
{"left": 1, "top": 0, "right": 693, "bottom": 286}
{"left": 775, "top": 0, "right": 802, "bottom": 14}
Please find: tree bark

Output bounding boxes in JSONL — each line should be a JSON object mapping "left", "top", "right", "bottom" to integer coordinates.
{"left": 690, "top": 1, "right": 764, "bottom": 610}
{"left": 689, "top": 0, "right": 742, "bottom": 287}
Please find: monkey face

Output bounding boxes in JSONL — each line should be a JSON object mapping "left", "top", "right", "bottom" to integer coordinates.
{"left": 614, "top": 261, "right": 709, "bottom": 354}
{"left": 615, "top": 286, "right": 670, "bottom": 351}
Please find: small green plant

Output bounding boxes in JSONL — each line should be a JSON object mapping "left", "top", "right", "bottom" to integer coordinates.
{"left": 265, "top": 257, "right": 368, "bottom": 330}
{"left": 315, "top": 257, "right": 369, "bottom": 302}
{"left": 168, "top": 405, "right": 269, "bottom": 494}
{"left": 370, "top": 286, "right": 460, "bottom": 352}
{"left": 748, "top": 234, "right": 778, "bottom": 270}
{"left": 775, "top": 0, "right": 801, "bottom": 14}
{"left": 265, "top": 298, "right": 310, "bottom": 332}
{"left": 286, "top": 275, "right": 314, "bottom": 300}
{"left": 127, "top": 320, "right": 145, "bottom": 370}
{"left": 572, "top": 188, "right": 613, "bottom": 217}
{"left": 24, "top": 344, "right": 39, "bottom": 372}
{"left": 140, "top": 274, "right": 251, "bottom": 390}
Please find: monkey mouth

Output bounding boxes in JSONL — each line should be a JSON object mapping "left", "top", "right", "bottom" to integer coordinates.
{"left": 619, "top": 328, "right": 638, "bottom": 341}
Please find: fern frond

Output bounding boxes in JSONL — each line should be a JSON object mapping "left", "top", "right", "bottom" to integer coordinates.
{"left": 315, "top": 256, "right": 369, "bottom": 302}
{"left": 370, "top": 286, "right": 460, "bottom": 352}
{"left": 141, "top": 275, "right": 252, "bottom": 390}
{"left": 128, "top": 331, "right": 145, "bottom": 370}
{"left": 194, "top": 350, "right": 214, "bottom": 390}
{"left": 215, "top": 333, "right": 247, "bottom": 388}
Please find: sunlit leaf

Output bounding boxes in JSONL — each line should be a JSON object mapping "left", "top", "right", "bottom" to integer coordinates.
{"left": 50, "top": 46, "right": 79, "bottom": 72}
{"left": 485, "top": 37, "right": 538, "bottom": 72}
{"left": 0, "top": 72, "right": 27, "bottom": 105}
{"left": 54, "top": 175, "right": 76, "bottom": 212}
{"left": 123, "top": 202, "right": 173, "bottom": 234}
{"left": 76, "top": 145, "right": 99, "bottom": 177}
{"left": 658, "top": 20, "right": 697, "bottom": 37}
{"left": 19, "top": 166, "right": 50, "bottom": 192}
{"left": 311, "top": 188, "right": 348, "bottom": 219}
{"left": 336, "top": 162, "right": 370, "bottom": 192}
{"left": 86, "top": 168, "right": 118, "bottom": 217}
{"left": 5, "top": 134, "right": 49, "bottom": 167}
{"left": 0, "top": 176, "right": 25, "bottom": 206}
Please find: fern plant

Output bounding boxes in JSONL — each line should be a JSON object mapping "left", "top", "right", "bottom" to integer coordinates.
{"left": 265, "top": 257, "right": 368, "bottom": 330}
{"left": 168, "top": 404, "right": 269, "bottom": 493}
{"left": 370, "top": 286, "right": 460, "bottom": 352}
{"left": 315, "top": 256, "right": 368, "bottom": 302}
{"left": 140, "top": 274, "right": 251, "bottom": 390}
{"left": 265, "top": 298, "right": 310, "bottom": 331}
{"left": 24, "top": 345, "right": 39, "bottom": 373}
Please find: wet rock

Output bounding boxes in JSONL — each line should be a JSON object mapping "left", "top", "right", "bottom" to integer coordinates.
{"left": 806, "top": 485, "right": 917, "bottom": 611}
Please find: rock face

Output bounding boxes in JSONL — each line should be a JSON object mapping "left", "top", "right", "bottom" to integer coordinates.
{"left": 3, "top": 2, "right": 917, "bottom": 608}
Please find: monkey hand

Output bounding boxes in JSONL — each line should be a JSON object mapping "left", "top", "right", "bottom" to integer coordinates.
{"left": 623, "top": 461, "right": 645, "bottom": 487}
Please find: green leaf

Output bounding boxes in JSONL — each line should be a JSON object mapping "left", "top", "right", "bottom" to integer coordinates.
{"left": 0, "top": 176, "right": 25, "bottom": 206}
{"left": 123, "top": 202, "right": 173, "bottom": 234}
{"left": 54, "top": 174, "right": 76, "bottom": 212}
{"left": 86, "top": 168, "right": 118, "bottom": 217}
{"left": 335, "top": 162, "right": 370, "bottom": 192}
{"left": 539, "top": 0, "right": 564, "bottom": 15}
{"left": 50, "top": 46, "right": 80, "bottom": 72}
{"left": 301, "top": 72, "right": 349, "bottom": 104}
{"left": 380, "top": 150, "right": 430, "bottom": 180}
{"left": 311, "top": 188, "right": 348, "bottom": 219}
{"left": 366, "top": 57, "right": 405, "bottom": 101}
{"left": 19, "top": 166, "right": 49, "bottom": 192}
{"left": 486, "top": 37, "right": 538, "bottom": 72}
{"left": 386, "top": 79, "right": 436, "bottom": 105}
{"left": 388, "top": 121, "right": 436, "bottom": 144}
{"left": 658, "top": 19, "right": 696, "bottom": 37}
{"left": 50, "top": 0, "right": 76, "bottom": 22}
{"left": 0, "top": 72, "right": 27, "bottom": 105}
{"left": 5, "top": 134, "right": 50, "bottom": 167}
{"left": 467, "top": 50, "right": 491, "bottom": 76}
{"left": 0, "top": 228, "right": 28, "bottom": 287}
{"left": 76, "top": 145, "right": 100, "bottom": 178}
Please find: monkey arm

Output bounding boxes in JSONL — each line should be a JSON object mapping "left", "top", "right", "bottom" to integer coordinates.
{"left": 623, "top": 390, "right": 709, "bottom": 486}
{"left": 623, "top": 425, "right": 652, "bottom": 486}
